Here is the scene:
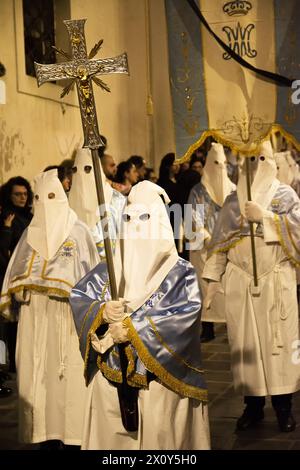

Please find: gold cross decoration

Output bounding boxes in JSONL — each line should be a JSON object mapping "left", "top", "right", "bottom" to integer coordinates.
{"left": 34, "top": 19, "right": 129, "bottom": 149}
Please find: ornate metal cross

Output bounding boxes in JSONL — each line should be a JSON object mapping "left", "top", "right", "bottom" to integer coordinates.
{"left": 34, "top": 18, "right": 129, "bottom": 299}
{"left": 34, "top": 19, "right": 128, "bottom": 149}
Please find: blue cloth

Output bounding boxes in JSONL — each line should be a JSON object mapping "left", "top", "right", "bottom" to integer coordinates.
{"left": 70, "top": 258, "right": 207, "bottom": 401}
{"left": 207, "top": 184, "right": 300, "bottom": 264}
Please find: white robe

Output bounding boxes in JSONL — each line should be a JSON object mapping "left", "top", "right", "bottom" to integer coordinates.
{"left": 204, "top": 235, "right": 300, "bottom": 396}
{"left": 190, "top": 249, "right": 225, "bottom": 323}
{"left": 0, "top": 220, "right": 100, "bottom": 444}
{"left": 81, "top": 371, "right": 210, "bottom": 450}
{"left": 17, "top": 293, "right": 86, "bottom": 444}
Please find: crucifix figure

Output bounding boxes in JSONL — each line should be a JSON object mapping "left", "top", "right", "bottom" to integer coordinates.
{"left": 34, "top": 19, "right": 138, "bottom": 432}
{"left": 35, "top": 19, "right": 128, "bottom": 149}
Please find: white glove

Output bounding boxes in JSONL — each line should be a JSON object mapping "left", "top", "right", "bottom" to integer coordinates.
{"left": 103, "top": 299, "right": 126, "bottom": 324}
{"left": 108, "top": 321, "right": 129, "bottom": 344}
{"left": 14, "top": 288, "right": 30, "bottom": 303}
{"left": 90, "top": 331, "right": 114, "bottom": 354}
{"left": 245, "top": 201, "right": 264, "bottom": 223}
{"left": 204, "top": 281, "right": 220, "bottom": 310}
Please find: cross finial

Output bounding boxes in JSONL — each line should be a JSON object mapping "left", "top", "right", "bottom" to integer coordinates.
{"left": 34, "top": 19, "right": 129, "bottom": 149}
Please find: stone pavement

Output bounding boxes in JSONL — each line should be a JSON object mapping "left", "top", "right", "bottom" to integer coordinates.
{"left": 0, "top": 323, "right": 300, "bottom": 450}
{"left": 204, "top": 324, "right": 300, "bottom": 450}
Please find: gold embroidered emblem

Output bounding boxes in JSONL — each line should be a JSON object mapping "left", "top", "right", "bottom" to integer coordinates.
{"left": 59, "top": 239, "right": 76, "bottom": 261}
{"left": 271, "top": 199, "right": 280, "bottom": 209}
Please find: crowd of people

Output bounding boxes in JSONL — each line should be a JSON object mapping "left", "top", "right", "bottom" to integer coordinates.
{"left": 1, "top": 135, "right": 300, "bottom": 449}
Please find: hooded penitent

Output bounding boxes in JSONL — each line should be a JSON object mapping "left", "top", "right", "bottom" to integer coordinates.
{"left": 274, "top": 151, "right": 295, "bottom": 186}
{"left": 27, "top": 169, "right": 77, "bottom": 260}
{"left": 69, "top": 147, "right": 115, "bottom": 231}
{"left": 201, "top": 142, "right": 235, "bottom": 207}
{"left": 237, "top": 140, "right": 280, "bottom": 217}
{"left": 68, "top": 148, "right": 99, "bottom": 228}
{"left": 114, "top": 180, "right": 179, "bottom": 312}
{"left": 285, "top": 151, "right": 300, "bottom": 184}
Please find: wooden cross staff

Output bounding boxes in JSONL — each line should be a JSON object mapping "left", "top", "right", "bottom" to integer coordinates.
{"left": 34, "top": 19, "right": 139, "bottom": 432}
{"left": 34, "top": 18, "right": 128, "bottom": 299}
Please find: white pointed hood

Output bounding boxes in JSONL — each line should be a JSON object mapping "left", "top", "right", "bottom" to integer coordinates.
{"left": 68, "top": 148, "right": 98, "bottom": 228}
{"left": 201, "top": 142, "right": 235, "bottom": 206}
{"left": 237, "top": 140, "right": 280, "bottom": 216}
{"left": 27, "top": 169, "right": 77, "bottom": 260}
{"left": 285, "top": 150, "right": 299, "bottom": 184}
{"left": 274, "top": 151, "right": 294, "bottom": 186}
{"left": 114, "top": 181, "right": 178, "bottom": 312}
{"left": 68, "top": 147, "right": 114, "bottom": 228}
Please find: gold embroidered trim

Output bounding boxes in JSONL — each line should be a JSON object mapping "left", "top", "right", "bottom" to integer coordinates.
{"left": 284, "top": 215, "right": 300, "bottom": 256}
{"left": 11, "top": 252, "right": 36, "bottom": 282}
{"left": 0, "top": 284, "right": 69, "bottom": 306}
{"left": 79, "top": 301, "right": 98, "bottom": 340}
{"left": 208, "top": 236, "right": 244, "bottom": 256}
{"left": 146, "top": 317, "right": 204, "bottom": 374}
{"left": 41, "top": 261, "right": 74, "bottom": 288}
{"left": 124, "top": 317, "right": 208, "bottom": 401}
{"left": 96, "top": 344, "right": 148, "bottom": 388}
{"left": 100, "top": 281, "right": 109, "bottom": 301}
{"left": 83, "top": 304, "right": 105, "bottom": 383}
{"left": 125, "top": 344, "right": 136, "bottom": 378}
{"left": 208, "top": 215, "right": 245, "bottom": 256}
{"left": 97, "top": 356, "right": 122, "bottom": 384}
{"left": 274, "top": 214, "right": 300, "bottom": 267}
{"left": 175, "top": 124, "right": 300, "bottom": 163}
{"left": 128, "top": 373, "right": 148, "bottom": 388}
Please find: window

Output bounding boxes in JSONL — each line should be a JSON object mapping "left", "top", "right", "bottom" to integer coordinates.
{"left": 15, "top": 0, "right": 76, "bottom": 105}
{"left": 22, "top": 0, "right": 71, "bottom": 77}
{"left": 23, "top": 0, "right": 56, "bottom": 77}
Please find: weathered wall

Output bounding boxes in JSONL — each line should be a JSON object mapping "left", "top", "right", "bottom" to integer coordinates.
{"left": 0, "top": 0, "right": 174, "bottom": 185}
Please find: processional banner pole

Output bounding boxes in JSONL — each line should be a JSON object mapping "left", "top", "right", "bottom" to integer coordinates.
{"left": 245, "top": 157, "right": 259, "bottom": 290}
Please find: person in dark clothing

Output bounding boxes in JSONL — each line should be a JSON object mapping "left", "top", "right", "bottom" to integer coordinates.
{"left": 157, "top": 153, "right": 180, "bottom": 204}
{"left": 157, "top": 153, "right": 180, "bottom": 247}
{"left": 0, "top": 176, "right": 33, "bottom": 373}
{"left": 0, "top": 177, "right": 33, "bottom": 252}
{"left": 114, "top": 160, "right": 139, "bottom": 195}
{"left": 176, "top": 154, "right": 204, "bottom": 212}
{"left": 0, "top": 211, "right": 15, "bottom": 396}
{"left": 175, "top": 154, "right": 204, "bottom": 260}
{"left": 128, "top": 155, "right": 147, "bottom": 182}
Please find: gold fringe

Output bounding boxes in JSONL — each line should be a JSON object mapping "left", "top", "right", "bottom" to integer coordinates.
{"left": 147, "top": 317, "right": 204, "bottom": 373}
{"left": 125, "top": 344, "right": 136, "bottom": 378}
{"left": 128, "top": 373, "right": 148, "bottom": 388}
{"left": 96, "top": 343, "right": 148, "bottom": 388}
{"left": 0, "top": 284, "right": 69, "bottom": 320}
{"left": 97, "top": 357, "right": 122, "bottom": 384}
{"left": 124, "top": 317, "right": 208, "bottom": 401}
{"left": 208, "top": 236, "right": 244, "bottom": 257}
{"left": 100, "top": 281, "right": 109, "bottom": 301}
{"left": 175, "top": 124, "right": 300, "bottom": 164}
{"left": 207, "top": 214, "right": 246, "bottom": 256}
{"left": 79, "top": 301, "right": 98, "bottom": 340}
{"left": 0, "top": 284, "right": 69, "bottom": 307}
